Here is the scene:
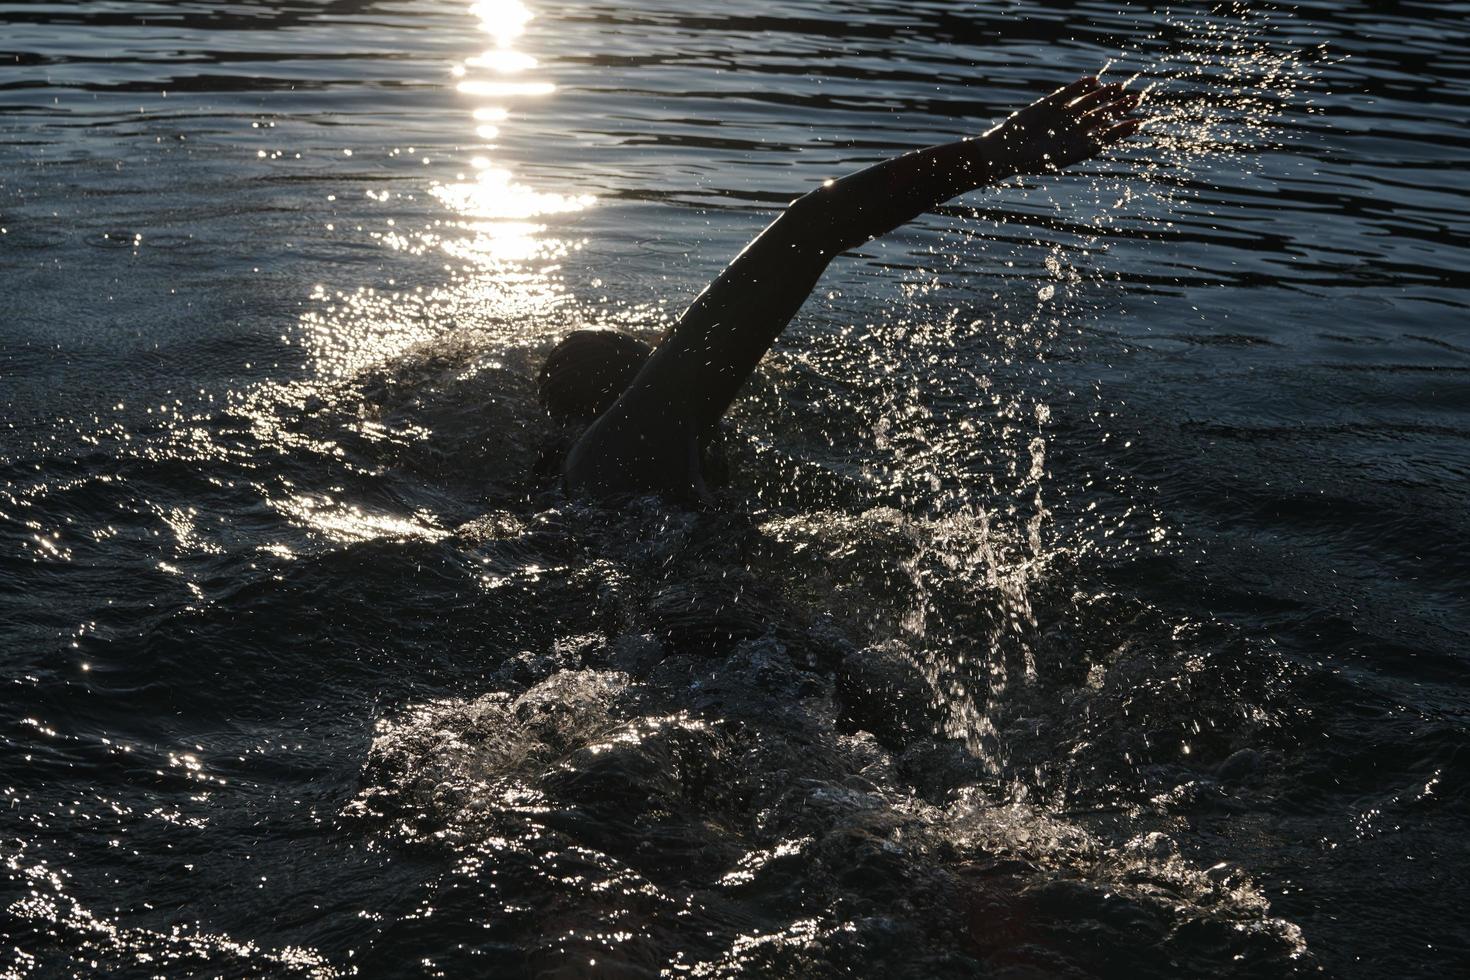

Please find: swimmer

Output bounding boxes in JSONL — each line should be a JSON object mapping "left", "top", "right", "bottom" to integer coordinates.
{"left": 539, "top": 76, "right": 1145, "bottom": 502}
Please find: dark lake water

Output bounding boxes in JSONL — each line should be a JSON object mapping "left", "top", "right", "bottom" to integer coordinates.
{"left": 3, "top": 0, "right": 1468, "bottom": 976}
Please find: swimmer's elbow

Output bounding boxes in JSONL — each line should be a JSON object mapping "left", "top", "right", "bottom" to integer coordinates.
{"left": 774, "top": 184, "right": 860, "bottom": 258}
{"left": 784, "top": 185, "right": 827, "bottom": 219}
{"left": 782, "top": 182, "right": 850, "bottom": 227}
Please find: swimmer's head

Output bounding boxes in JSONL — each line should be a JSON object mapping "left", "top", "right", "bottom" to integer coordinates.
{"left": 538, "top": 329, "right": 652, "bottom": 422}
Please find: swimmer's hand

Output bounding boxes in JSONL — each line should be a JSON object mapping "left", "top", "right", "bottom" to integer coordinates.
{"left": 987, "top": 76, "right": 1145, "bottom": 175}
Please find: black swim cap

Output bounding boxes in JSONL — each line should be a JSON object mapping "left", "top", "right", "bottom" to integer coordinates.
{"left": 537, "top": 329, "right": 653, "bottom": 422}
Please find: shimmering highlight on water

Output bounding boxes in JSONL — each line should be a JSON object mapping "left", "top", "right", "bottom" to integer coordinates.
{"left": 3, "top": 1, "right": 1468, "bottom": 977}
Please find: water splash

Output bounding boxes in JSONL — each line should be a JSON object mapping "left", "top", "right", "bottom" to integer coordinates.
{"left": 839, "top": 1, "right": 1330, "bottom": 761}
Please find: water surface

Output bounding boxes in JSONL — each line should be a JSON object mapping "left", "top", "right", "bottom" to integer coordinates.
{"left": 3, "top": 1, "right": 1468, "bottom": 976}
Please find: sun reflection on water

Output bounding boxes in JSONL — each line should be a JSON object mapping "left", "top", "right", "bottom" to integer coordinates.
{"left": 266, "top": 0, "right": 591, "bottom": 549}
{"left": 437, "top": 0, "right": 590, "bottom": 257}
{"left": 279, "top": 494, "right": 448, "bottom": 545}
{"left": 298, "top": 0, "right": 589, "bottom": 372}
{"left": 469, "top": 0, "right": 535, "bottom": 47}
{"left": 432, "top": 167, "right": 593, "bottom": 222}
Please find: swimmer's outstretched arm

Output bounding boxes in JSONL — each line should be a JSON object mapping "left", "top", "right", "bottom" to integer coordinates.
{"left": 566, "top": 77, "right": 1143, "bottom": 497}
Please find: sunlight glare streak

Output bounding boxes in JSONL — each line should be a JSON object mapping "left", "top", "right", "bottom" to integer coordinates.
{"left": 432, "top": 167, "right": 593, "bottom": 222}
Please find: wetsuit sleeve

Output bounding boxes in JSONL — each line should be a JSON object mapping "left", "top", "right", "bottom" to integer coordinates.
{"left": 634, "top": 133, "right": 1022, "bottom": 435}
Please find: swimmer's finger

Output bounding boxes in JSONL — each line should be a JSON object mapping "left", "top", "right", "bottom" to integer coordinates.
{"left": 1097, "top": 117, "right": 1146, "bottom": 145}
{"left": 1081, "top": 92, "right": 1141, "bottom": 129}
{"left": 1039, "top": 76, "right": 1098, "bottom": 109}
{"left": 1066, "top": 83, "right": 1126, "bottom": 115}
